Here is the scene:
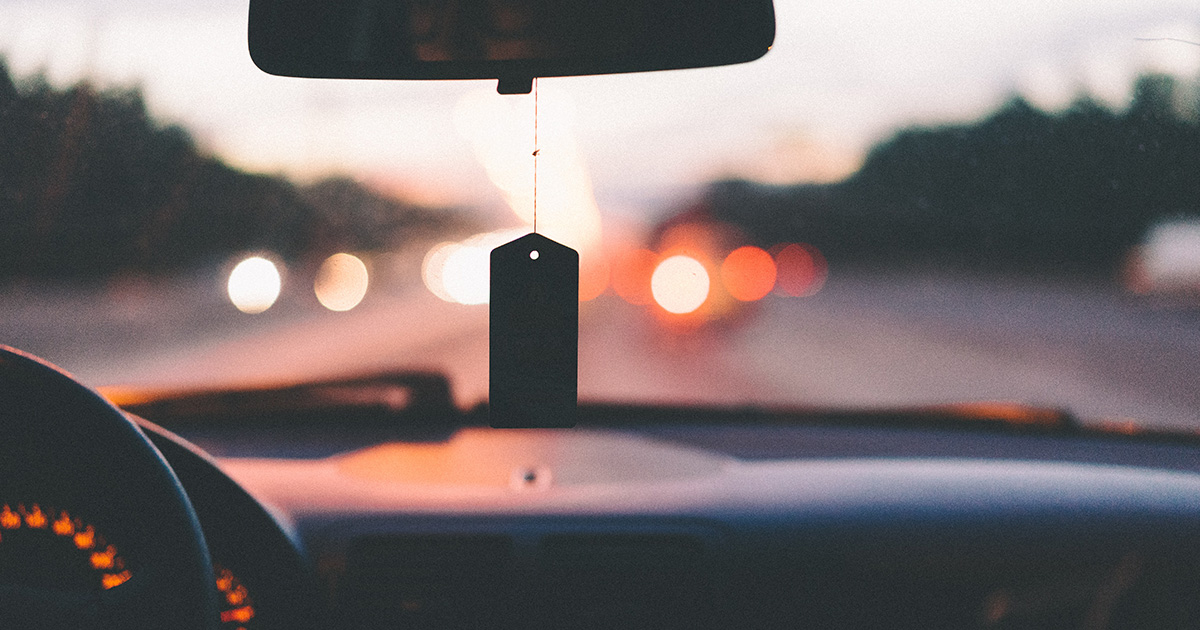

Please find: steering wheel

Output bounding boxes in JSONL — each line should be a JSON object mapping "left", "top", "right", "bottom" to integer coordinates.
{"left": 0, "top": 346, "right": 218, "bottom": 629}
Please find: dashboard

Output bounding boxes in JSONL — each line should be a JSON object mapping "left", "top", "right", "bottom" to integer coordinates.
{"left": 174, "top": 420, "right": 1200, "bottom": 630}
{"left": 4, "top": 346, "right": 1200, "bottom": 629}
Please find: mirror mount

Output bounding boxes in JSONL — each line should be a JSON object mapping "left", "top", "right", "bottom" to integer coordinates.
{"left": 497, "top": 76, "right": 534, "bottom": 95}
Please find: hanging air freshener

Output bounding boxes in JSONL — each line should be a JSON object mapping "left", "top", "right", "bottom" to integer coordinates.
{"left": 489, "top": 79, "right": 578, "bottom": 428}
{"left": 489, "top": 232, "right": 578, "bottom": 428}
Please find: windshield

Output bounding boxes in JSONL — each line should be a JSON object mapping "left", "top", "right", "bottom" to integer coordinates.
{"left": 2, "top": 0, "right": 1199, "bottom": 431}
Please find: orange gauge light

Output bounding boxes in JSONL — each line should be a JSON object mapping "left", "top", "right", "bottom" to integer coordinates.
{"left": 221, "top": 606, "right": 256, "bottom": 624}
{"left": 2, "top": 512, "right": 260, "bottom": 628}
{"left": 23, "top": 504, "right": 48, "bottom": 529}
{"left": 102, "top": 570, "right": 133, "bottom": 589}
{"left": 53, "top": 512, "right": 74, "bottom": 536}
{"left": 0, "top": 503, "right": 132, "bottom": 591}
{"left": 90, "top": 545, "right": 117, "bottom": 570}
{"left": 74, "top": 525, "right": 96, "bottom": 550}
{"left": 0, "top": 505, "right": 19, "bottom": 529}
{"left": 226, "top": 584, "right": 248, "bottom": 606}
{"left": 214, "top": 563, "right": 257, "bottom": 629}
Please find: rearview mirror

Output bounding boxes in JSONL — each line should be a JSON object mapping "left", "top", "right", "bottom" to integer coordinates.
{"left": 248, "top": 0, "right": 775, "bottom": 93}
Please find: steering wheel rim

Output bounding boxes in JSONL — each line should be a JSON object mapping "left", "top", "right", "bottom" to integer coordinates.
{"left": 0, "top": 346, "right": 218, "bottom": 629}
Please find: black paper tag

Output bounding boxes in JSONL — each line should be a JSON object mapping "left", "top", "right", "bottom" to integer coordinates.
{"left": 489, "top": 233, "right": 578, "bottom": 428}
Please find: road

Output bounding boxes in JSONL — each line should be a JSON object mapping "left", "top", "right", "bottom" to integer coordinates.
{"left": 3, "top": 269, "right": 1199, "bottom": 430}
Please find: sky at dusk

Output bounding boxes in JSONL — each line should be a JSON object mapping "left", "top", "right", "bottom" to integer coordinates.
{"left": 2, "top": 0, "right": 1198, "bottom": 221}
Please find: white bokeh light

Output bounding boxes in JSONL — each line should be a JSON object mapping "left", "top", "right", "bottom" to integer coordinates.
{"left": 421, "top": 229, "right": 528, "bottom": 305}
{"left": 227, "top": 256, "right": 282, "bottom": 314}
{"left": 651, "top": 255, "right": 710, "bottom": 314}
{"left": 314, "top": 253, "right": 369, "bottom": 311}
{"left": 440, "top": 245, "right": 490, "bottom": 306}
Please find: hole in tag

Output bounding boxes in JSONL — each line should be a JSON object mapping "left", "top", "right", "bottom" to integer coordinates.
{"left": 529, "top": 250, "right": 540, "bottom": 260}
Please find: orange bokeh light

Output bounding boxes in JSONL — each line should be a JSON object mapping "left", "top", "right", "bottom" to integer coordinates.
{"left": 611, "top": 249, "right": 658, "bottom": 305}
{"left": 579, "top": 255, "right": 610, "bottom": 302}
{"left": 773, "top": 243, "right": 828, "bottom": 297}
{"left": 657, "top": 220, "right": 741, "bottom": 256}
{"left": 721, "top": 246, "right": 777, "bottom": 301}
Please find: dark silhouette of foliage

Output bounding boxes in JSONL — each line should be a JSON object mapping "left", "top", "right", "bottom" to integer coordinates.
{"left": 703, "top": 73, "right": 1200, "bottom": 274}
{"left": 0, "top": 59, "right": 463, "bottom": 280}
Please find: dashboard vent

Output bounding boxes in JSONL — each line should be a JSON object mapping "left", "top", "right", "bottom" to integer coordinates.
{"left": 337, "top": 531, "right": 714, "bottom": 629}
{"left": 533, "top": 533, "right": 712, "bottom": 629}
{"left": 340, "top": 534, "right": 515, "bottom": 630}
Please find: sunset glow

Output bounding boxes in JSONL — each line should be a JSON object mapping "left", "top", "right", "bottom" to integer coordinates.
{"left": 455, "top": 88, "right": 603, "bottom": 254}
{"left": 1, "top": 0, "right": 1195, "bottom": 214}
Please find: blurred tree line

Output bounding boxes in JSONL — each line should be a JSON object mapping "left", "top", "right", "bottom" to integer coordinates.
{"left": 0, "top": 59, "right": 467, "bottom": 280}
{"left": 703, "top": 73, "right": 1200, "bottom": 274}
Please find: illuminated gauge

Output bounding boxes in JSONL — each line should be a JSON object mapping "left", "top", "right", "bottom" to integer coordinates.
{"left": 0, "top": 503, "right": 132, "bottom": 591}
{"left": 214, "top": 562, "right": 257, "bottom": 629}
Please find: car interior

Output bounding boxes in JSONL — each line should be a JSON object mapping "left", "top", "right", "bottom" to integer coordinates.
{"left": 3, "top": 0, "right": 1200, "bottom": 629}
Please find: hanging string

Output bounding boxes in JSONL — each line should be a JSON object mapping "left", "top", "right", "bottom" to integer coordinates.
{"left": 532, "top": 77, "right": 539, "bottom": 233}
